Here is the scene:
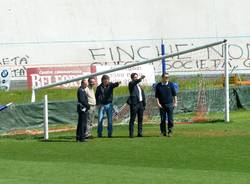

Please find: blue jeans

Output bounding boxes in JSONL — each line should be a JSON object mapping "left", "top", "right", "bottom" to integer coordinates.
{"left": 97, "top": 103, "right": 113, "bottom": 137}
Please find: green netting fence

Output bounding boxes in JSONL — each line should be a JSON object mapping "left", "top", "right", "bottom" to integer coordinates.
{"left": 0, "top": 86, "right": 249, "bottom": 134}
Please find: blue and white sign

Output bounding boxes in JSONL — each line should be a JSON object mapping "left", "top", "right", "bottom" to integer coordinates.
{"left": 0, "top": 103, "right": 13, "bottom": 111}
{"left": 0, "top": 68, "right": 11, "bottom": 91}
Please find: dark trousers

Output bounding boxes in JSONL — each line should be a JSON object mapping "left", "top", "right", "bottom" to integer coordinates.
{"left": 76, "top": 112, "right": 88, "bottom": 141}
{"left": 129, "top": 102, "right": 144, "bottom": 137}
{"left": 160, "top": 104, "right": 174, "bottom": 134}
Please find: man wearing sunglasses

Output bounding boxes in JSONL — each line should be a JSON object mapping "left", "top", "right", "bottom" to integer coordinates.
{"left": 155, "top": 72, "right": 177, "bottom": 137}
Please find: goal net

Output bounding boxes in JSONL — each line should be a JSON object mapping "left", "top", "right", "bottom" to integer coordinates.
{"left": 148, "top": 41, "right": 230, "bottom": 124}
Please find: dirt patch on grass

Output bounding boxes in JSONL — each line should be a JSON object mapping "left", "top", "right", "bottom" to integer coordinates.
{"left": 179, "top": 130, "right": 250, "bottom": 137}
{"left": 2, "top": 126, "right": 76, "bottom": 136}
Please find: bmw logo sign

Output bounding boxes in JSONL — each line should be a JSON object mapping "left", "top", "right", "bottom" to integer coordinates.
{"left": 1, "top": 69, "right": 9, "bottom": 78}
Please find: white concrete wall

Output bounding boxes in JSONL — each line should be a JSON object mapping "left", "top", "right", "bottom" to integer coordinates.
{"left": 1, "top": 0, "right": 250, "bottom": 79}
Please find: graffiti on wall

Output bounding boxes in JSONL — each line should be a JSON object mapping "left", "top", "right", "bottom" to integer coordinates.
{"left": 2, "top": 41, "right": 250, "bottom": 81}
{"left": 0, "top": 55, "right": 30, "bottom": 79}
{"left": 88, "top": 43, "right": 250, "bottom": 74}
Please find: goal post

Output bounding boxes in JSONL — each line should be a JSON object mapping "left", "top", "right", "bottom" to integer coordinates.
{"left": 35, "top": 40, "right": 229, "bottom": 137}
{"left": 224, "top": 42, "right": 230, "bottom": 122}
{"left": 44, "top": 94, "right": 49, "bottom": 140}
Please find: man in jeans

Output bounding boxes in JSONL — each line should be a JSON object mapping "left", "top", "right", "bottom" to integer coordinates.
{"left": 95, "top": 75, "right": 121, "bottom": 138}
{"left": 155, "top": 73, "right": 177, "bottom": 137}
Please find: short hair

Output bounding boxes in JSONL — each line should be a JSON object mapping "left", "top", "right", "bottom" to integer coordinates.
{"left": 81, "top": 79, "right": 87, "bottom": 84}
{"left": 88, "top": 76, "right": 95, "bottom": 83}
{"left": 101, "top": 75, "right": 110, "bottom": 81}
{"left": 130, "top": 73, "right": 138, "bottom": 79}
{"left": 161, "top": 72, "right": 169, "bottom": 78}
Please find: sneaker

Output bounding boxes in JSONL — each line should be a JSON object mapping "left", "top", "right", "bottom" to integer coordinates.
{"left": 167, "top": 132, "right": 173, "bottom": 137}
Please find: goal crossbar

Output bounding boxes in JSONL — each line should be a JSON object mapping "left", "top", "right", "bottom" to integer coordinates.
{"left": 31, "top": 39, "right": 227, "bottom": 103}
{"left": 33, "top": 40, "right": 226, "bottom": 91}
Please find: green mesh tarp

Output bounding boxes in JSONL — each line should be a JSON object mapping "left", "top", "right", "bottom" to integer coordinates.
{"left": 0, "top": 100, "right": 78, "bottom": 133}
{"left": 0, "top": 86, "right": 249, "bottom": 133}
{"left": 0, "top": 102, "right": 44, "bottom": 132}
{"left": 233, "top": 86, "right": 250, "bottom": 110}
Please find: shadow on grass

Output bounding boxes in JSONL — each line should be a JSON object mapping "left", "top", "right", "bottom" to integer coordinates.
{"left": 36, "top": 134, "right": 161, "bottom": 142}
{"left": 0, "top": 135, "right": 44, "bottom": 140}
{"left": 192, "top": 118, "right": 225, "bottom": 124}
{"left": 39, "top": 139, "right": 77, "bottom": 143}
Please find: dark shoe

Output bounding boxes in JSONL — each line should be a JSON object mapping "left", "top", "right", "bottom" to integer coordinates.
{"left": 98, "top": 135, "right": 102, "bottom": 138}
{"left": 129, "top": 132, "right": 134, "bottom": 138}
{"left": 77, "top": 139, "right": 86, "bottom": 142}
{"left": 108, "top": 135, "right": 112, "bottom": 138}
{"left": 161, "top": 133, "right": 167, "bottom": 136}
{"left": 137, "top": 134, "right": 143, "bottom": 137}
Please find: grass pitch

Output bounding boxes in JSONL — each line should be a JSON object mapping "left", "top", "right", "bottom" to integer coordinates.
{"left": 1, "top": 110, "right": 250, "bottom": 184}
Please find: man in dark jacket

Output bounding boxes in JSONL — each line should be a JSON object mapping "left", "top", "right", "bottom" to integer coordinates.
{"left": 127, "top": 73, "right": 146, "bottom": 138}
{"left": 95, "top": 75, "right": 120, "bottom": 137}
{"left": 76, "top": 79, "right": 90, "bottom": 142}
{"left": 155, "top": 72, "right": 177, "bottom": 137}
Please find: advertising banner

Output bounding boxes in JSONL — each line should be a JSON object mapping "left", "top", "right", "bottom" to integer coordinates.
{"left": 95, "top": 64, "right": 155, "bottom": 86}
{"left": 27, "top": 66, "right": 96, "bottom": 88}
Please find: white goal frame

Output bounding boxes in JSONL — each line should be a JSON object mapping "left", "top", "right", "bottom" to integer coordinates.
{"left": 39, "top": 40, "right": 229, "bottom": 139}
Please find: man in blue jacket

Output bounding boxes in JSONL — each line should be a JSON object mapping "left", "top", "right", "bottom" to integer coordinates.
{"left": 95, "top": 75, "right": 121, "bottom": 138}
{"left": 155, "top": 73, "right": 177, "bottom": 137}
